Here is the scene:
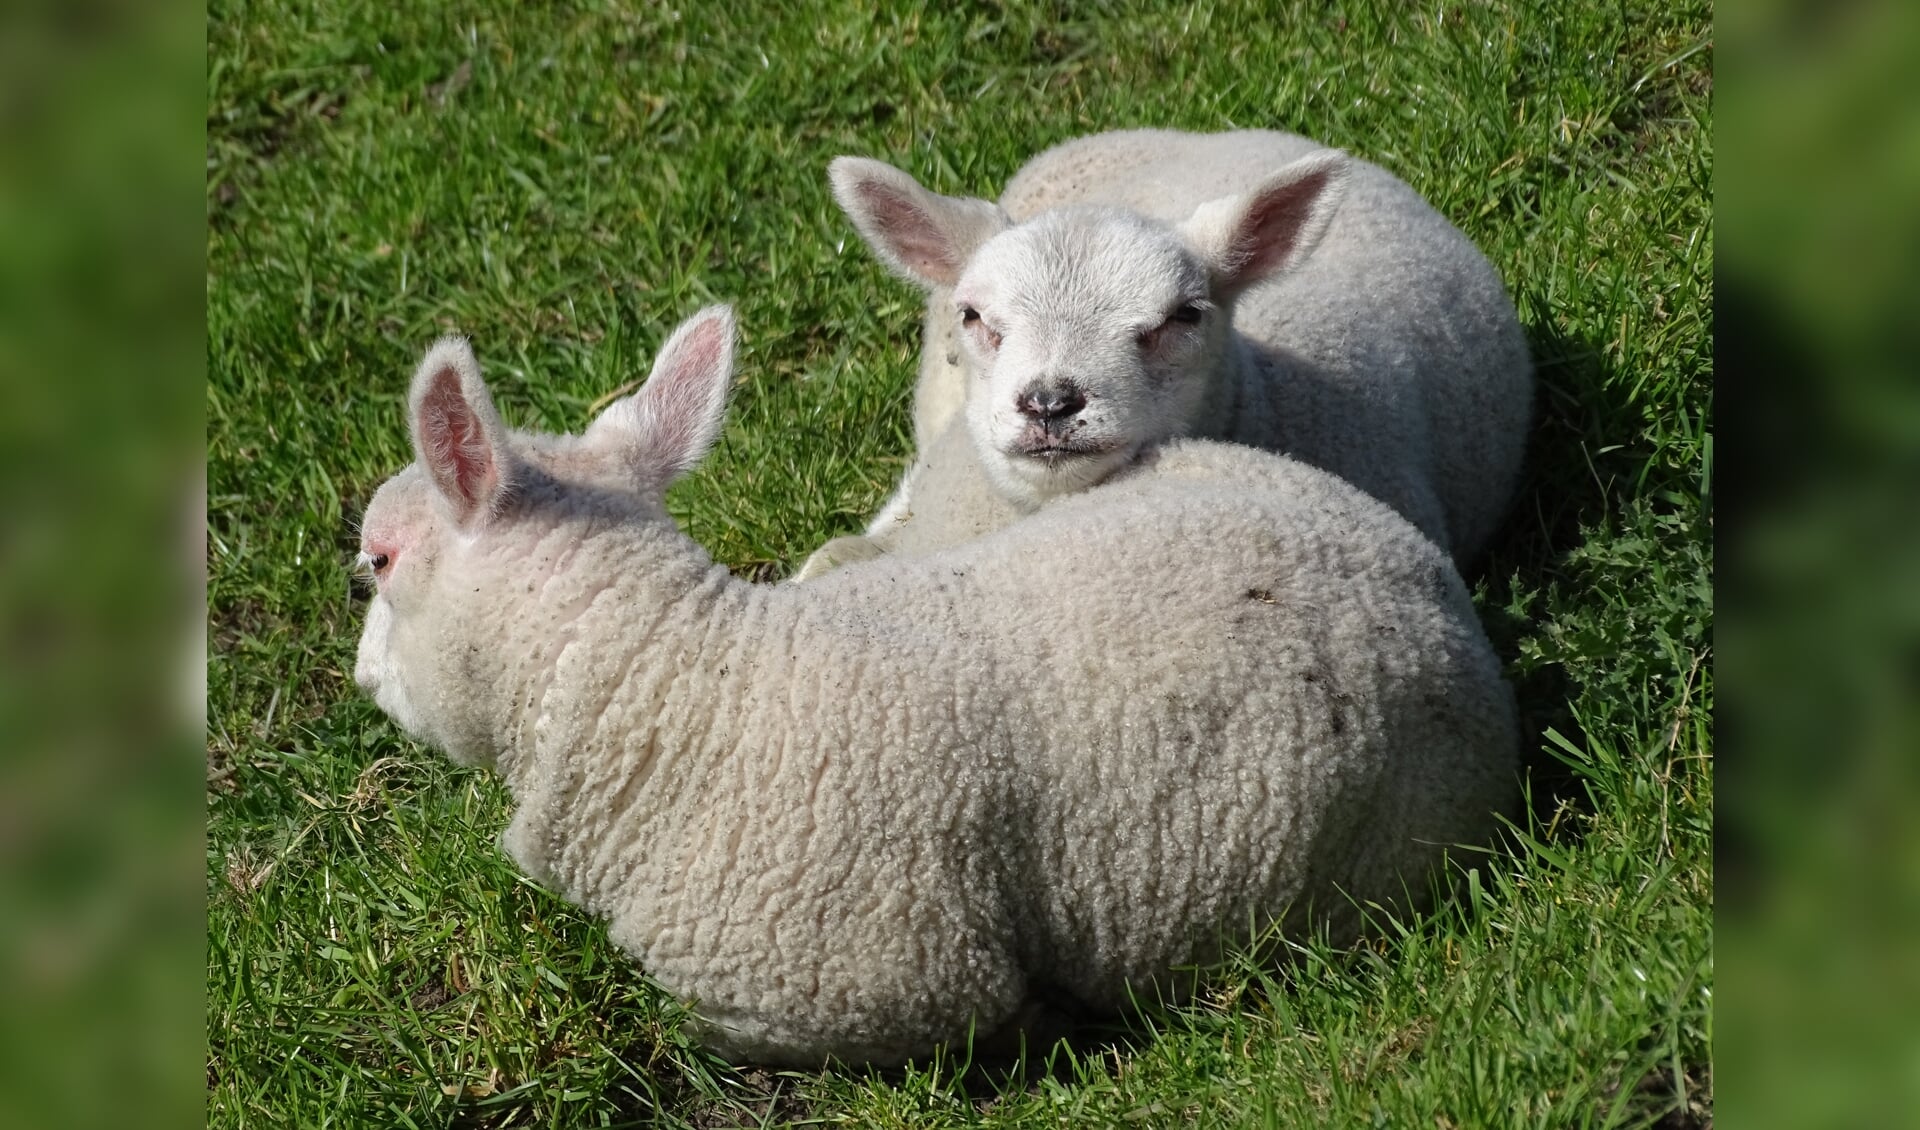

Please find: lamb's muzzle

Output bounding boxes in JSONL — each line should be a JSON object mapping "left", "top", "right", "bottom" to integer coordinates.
{"left": 1014, "top": 380, "right": 1087, "bottom": 423}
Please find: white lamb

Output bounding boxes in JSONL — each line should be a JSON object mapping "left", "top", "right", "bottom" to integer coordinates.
{"left": 354, "top": 306, "right": 1519, "bottom": 1066}
{"left": 795, "top": 128, "right": 1531, "bottom": 580}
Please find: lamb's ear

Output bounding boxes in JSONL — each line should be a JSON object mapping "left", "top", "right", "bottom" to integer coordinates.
{"left": 409, "top": 336, "right": 515, "bottom": 526}
{"left": 1179, "top": 150, "right": 1349, "bottom": 299}
{"left": 828, "top": 156, "right": 1009, "bottom": 288}
{"left": 586, "top": 305, "right": 735, "bottom": 486}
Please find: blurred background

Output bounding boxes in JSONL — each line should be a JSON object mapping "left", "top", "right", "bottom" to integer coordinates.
{"left": 1, "top": 0, "right": 1915, "bottom": 1124}
{"left": 0, "top": 0, "right": 204, "bottom": 1127}
{"left": 1716, "top": 0, "right": 1920, "bottom": 1126}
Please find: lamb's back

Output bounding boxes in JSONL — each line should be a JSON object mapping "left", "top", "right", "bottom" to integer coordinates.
{"left": 1001, "top": 128, "right": 1333, "bottom": 220}
{"left": 588, "top": 444, "right": 1513, "bottom": 1061}
{"left": 1224, "top": 154, "right": 1532, "bottom": 561}
{"left": 807, "top": 442, "right": 1515, "bottom": 999}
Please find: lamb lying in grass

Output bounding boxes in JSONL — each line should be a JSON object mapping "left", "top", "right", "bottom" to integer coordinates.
{"left": 354, "top": 306, "right": 1519, "bottom": 1066}
{"left": 796, "top": 128, "right": 1532, "bottom": 580}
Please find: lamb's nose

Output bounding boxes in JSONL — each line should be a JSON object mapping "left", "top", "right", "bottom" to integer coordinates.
{"left": 1015, "top": 382, "right": 1086, "bottom": 422}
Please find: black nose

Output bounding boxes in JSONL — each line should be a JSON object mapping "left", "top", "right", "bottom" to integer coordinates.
{"left": 1015, "top": 382, "right": 1087, "bottom": 422}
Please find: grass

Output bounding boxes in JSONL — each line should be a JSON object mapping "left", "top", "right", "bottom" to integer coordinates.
{"left": 206, "top": 1, "right": 1713, "bottom": 1125}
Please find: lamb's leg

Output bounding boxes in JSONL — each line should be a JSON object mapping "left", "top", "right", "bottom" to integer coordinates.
{"left": 911, "top": 294, "right": 969, "bottom": 449}
{"left": 861, "top": 467, "right": 918, "bottom": 537}
{"left": 790, "top": 534, "right": 888, "bottom": 582}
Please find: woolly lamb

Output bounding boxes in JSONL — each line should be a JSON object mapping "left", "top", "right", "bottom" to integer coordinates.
{"left": 354, "top": 306, "right": 1519, "bottom": 1066}
{"left": 801, "top": 128, "right": 1531, "bottom": 579}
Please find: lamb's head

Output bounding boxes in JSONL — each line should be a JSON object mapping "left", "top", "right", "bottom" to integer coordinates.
{"left": 830, "top": 151, "right": 1348, "bottom": 506}
{"left": 353, "top": 306, "right": 737, "bottom": 767}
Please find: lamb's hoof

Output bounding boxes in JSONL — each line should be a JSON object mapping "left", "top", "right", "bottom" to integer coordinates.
{"left": 790, "top": 535, "right": 887, "bottom": 582}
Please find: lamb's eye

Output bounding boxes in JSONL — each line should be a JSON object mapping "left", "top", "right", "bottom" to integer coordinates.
{"left": 369, "top": 553, "right": 391, "bottom": 572}
{"left": 1138, "top": 303, "right": 1207, "bottom": 348}
{"left": 959, "top": 306, "right": 1001, "bottom": 350}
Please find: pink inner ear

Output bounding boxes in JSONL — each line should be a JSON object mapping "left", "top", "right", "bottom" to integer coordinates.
{"left": 1221, "top": 167, "right": 1335, "bottom": 285}
{"left": 420, "top": 366, "right": 497, "bottom": 513}
{"left": 644, "top": 318, "right": 728, "bottom": 474}
{"left": 668, "top": 318, "right": 727, "bottom": 387}
{"left": 856, "top": 181, "right": 957, "bottom": 279}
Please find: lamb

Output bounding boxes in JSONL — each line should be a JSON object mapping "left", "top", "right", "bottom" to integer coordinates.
{"left": 795, "top": 128, "right": 1532, "bottom": 580}
{"left": 354, "top": 305, "right": 1519, "bottom": 1066}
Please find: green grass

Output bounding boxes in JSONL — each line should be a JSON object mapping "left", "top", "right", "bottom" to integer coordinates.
{"left": 206, "top": 1, "right": 1713, "bottom": 1125}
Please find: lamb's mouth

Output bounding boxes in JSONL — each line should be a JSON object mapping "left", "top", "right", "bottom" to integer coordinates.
{"left": 1012, "top": 438, "right": 1119, "bottom": 465}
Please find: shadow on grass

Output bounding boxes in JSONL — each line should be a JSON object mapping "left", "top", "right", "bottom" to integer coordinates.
{"left": 1474, "top": 315, "right": 1679, "bottom": 832}
{"left": 621, "top": 996, "right": 1156, "bottom": 1128}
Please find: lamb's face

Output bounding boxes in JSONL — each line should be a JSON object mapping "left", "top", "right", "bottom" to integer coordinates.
{"left": 351, "top": 462, "right": 439, "bottom": 744}
{"left": 352, "top": 464, "right": 492, "bottom": 762}
{"left": 352, "top": 453, "right": 658, "bottom": 769}
{"left": 951, "top": 208, "right": 1224, "bottom": 506}
{"left": 352, "top": 306, "right": 739, "bottom": 772}
{"left": 828, "top": 149, "right": 1351, "bottom": 510}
